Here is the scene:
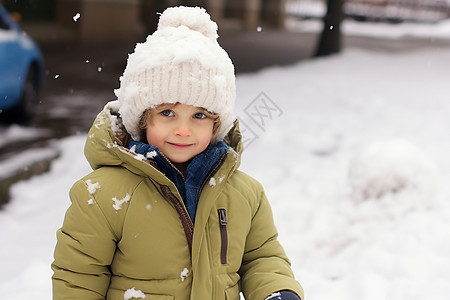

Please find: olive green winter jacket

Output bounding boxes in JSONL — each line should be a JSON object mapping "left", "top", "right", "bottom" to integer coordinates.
{"left": 52, "top": 101, "right": 303, "bottom": 300}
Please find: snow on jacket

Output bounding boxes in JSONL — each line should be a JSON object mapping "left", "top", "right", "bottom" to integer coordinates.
{"left": 52, "top": 101, "right": 304, "bottom": 300}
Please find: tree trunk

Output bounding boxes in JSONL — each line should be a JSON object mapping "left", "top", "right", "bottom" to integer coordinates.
{"left": 314, "top": 0, "right": 344, "bottom": 57}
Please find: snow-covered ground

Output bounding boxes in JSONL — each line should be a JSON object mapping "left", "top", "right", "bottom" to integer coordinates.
{"left": 0, "top": 125, "right": 51, "bottom": 147}
{"left": 1, "top": 21, "right": 450, "bottom": 299}
{"left": 286, "top": 0, "right": 450, "bottom": 23}
{"left": 287, "top": 17, "right": 450, "bottom": 40}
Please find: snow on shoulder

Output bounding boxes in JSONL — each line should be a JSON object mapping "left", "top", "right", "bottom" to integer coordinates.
{"left": 348, "top": 139, "right": 439, "bottom": 202}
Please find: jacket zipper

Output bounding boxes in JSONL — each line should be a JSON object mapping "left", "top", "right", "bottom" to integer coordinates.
{"left": 159, "top": 152, "right": 227, "bottom": 261}
{"left": 159, "top": 152, "right": 186, "bottom": 180}
{"left": 218, "top": 208, "right": 228, "bottom": 264}
{"left": 160, "top": 185, "right": 193, "bottom": 257}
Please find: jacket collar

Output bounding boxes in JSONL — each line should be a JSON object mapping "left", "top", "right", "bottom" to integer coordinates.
{"left": 128, "top": 140, "right": 229, "bottom": 223}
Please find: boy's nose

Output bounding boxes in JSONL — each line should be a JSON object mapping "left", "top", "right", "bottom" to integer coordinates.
{"left": 174, "top": 121, "right": 192, "bottom": 137}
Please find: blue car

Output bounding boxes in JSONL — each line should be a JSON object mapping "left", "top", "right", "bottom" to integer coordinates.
{"left": 0, "top": 4, "right": 44, "bottom": 123}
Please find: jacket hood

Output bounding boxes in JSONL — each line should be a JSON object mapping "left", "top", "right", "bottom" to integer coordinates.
{"left": 84, "top": 100, "right": 243, "bottom": 180}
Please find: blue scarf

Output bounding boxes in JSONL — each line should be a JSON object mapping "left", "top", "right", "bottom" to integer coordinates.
{"left": 129, "top": 140, "right": 228, "bottom": 224}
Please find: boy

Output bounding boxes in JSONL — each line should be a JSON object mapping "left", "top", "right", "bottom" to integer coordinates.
{"left": 52, "top": 6, "right": 303, "bottom": 300}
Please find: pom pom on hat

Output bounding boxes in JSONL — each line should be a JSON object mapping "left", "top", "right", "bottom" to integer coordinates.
{"left": 157, "top": 6, "right": 218, "bottom": 40}
{"left": 115, "top": 6, "right": 236, "bottom": 144}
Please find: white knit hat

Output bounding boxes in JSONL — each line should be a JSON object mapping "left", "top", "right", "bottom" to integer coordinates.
{"left": 115, "top": 6, "right": 236, "bottom": 143}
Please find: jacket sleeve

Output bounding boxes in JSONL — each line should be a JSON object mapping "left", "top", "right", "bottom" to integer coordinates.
{"left": 52, "top": 179, "right": 119, "bottom": 300}
{"left": 239, "top": 185, "right": 304, "bottom": 300}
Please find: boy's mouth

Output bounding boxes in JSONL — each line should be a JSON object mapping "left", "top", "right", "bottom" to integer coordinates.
{"left": 167, "top": 142, "right": 193, "bottom": 149}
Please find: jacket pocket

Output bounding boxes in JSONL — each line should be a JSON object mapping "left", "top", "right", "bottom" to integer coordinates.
{"left": 218, "top": 208, "right": 228, "bottom": 264}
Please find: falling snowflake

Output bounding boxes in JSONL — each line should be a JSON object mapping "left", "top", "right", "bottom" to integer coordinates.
{"left": 73, "top": 13, "right": 81, "bottom": 22}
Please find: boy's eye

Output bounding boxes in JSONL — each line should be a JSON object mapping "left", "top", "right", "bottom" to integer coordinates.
{"left": 194, "top": 112, "right": 207, "bottom": 119}
{"left": 160, "top": 110, "right": 174, "bottom": 117}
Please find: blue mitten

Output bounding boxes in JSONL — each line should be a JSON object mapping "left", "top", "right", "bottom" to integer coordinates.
{"left": 265, "top": 290, "right": 301, "bottom": 300}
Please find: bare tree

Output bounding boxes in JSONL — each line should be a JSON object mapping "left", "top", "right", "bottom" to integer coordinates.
{"left": 314, "top": 0, "right": 344, "bottom": 57}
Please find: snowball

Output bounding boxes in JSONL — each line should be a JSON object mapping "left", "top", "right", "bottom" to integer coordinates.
{"left": 124, "top": 287, "right": 145, "bottom": 300}
{"left": 348, "top": 139, "right": 439, "bottom": 201}
{"left": 180, "top": 268, "right": 189, "bottom": 282}
{"left": 112, "top": 194, "right": 131, "bottom": 210}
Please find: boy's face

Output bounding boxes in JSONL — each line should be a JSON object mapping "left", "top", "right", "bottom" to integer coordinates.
{"left": 146, "top": 103, "right": 214, "bottom": 164}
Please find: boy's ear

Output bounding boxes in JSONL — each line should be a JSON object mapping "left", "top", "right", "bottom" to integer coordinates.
{"left": 211, "top": 116, "right": 222, "bottom": 143}
{"left": 138, "top": 108, "right": 152, "bottom": 130}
